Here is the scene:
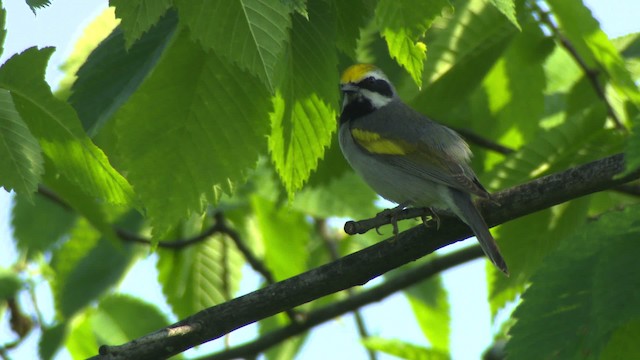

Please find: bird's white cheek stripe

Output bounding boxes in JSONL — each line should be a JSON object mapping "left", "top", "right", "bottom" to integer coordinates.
{"left": 361, "top": 89, "right": 393, "bottom": 108}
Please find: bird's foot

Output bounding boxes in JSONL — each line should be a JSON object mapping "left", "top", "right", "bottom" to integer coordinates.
{"left": 375, "top": 203, "right": 407, "bottom": 240}
{"left": 420, "top": 207, "right": 440, "bottom": 230}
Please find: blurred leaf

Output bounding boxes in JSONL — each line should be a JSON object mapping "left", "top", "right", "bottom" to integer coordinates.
{"left": 362, "top": 337, "right": 449, "bottom": 360}
{"left": 175, "top": 0, "right": 291, "bottom": 92}
{"left": 292, "top": 171, "right": 377, "bottom": 219}
{"left": 483, "top": 16, "right": 551, "bottom": 146}
{"left": 39, "top": 323, "right": 67, "bottom": 360}
{"left": 375, "top": 0, "right": 451, "bottom": 87}
{"left": 157, "top": 229, "right": 244, "bottom": 319}
{"left": 51, "top": 211, "right": 142, "bottom": 319}
{"left": 600, "top": 319, "right": 640, "bottom": 360}
{"left": 111, "top": 0, "right": 173, "bottom": 48}
{"left": 0, "top": 48, "right": 134, "bottom": 206}
{"left": 0, "top": 268, "right": 22, "bottom": 301}
{"left": 334, "top": 0, "right": 373, "bottom": 58}
{"left": 0, "top": 88, "right": 43, "bottom": 199}
{"left": 41, "top": 158, "right": 116, "bottom": 242}
{"left": 25, "top": 0, "right": 51, "bottom": 13}
{"left": 92, "top": 294, "right": 170, "bottom": 345}
{"left": 405, "top": 275, "right": 450, "bottom": 352}
{"left": 626, "top": 114, "right": 640, "bottom": 174}
{"left": 411, "top": 0, "right": 517, "bottom": 120}
{"left": 116, "top": 30, "right": 271, "bottom": 235}
{"left": 57, "top": 7, "right": 120, "bottom": 98}
{"left": 0, "top": 7, "right": 5, "bottom": 58}
{"left": 506, "top": 205, "right": 640, "bottom": 359}
{"left": 65, "top": 313, "right": 99, "bottom": 360}
{"left": 251, "top": 196, "right": 310, "bottom": 280}
{"left": 547, "top": 0, "right": 640, "bottom": 113}
{"left": 70, "top": 10, "right": 177, "bottom": 136}
{"left": 486, "top": 0, "right": 519, "bottom": 30}
{"left": 11, "top": 192, "right": 76, "bottom": 256}
{"left": 260, "top": 312, "right": 308, "bottom": 360}
{"left": 269, "top": 0, "right": 339, "bottom": 197}
{"left": 58, "top": 237, "right": 139, "bottom": 318}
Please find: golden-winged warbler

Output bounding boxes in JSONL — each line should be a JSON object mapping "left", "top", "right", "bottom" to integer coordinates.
{"left": 338, "top": 64, "right": 508, "bottom": 274}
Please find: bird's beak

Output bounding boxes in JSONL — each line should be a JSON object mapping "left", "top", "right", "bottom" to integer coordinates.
{"left": 340, "top": 83, "right": 358, "bottom": 93}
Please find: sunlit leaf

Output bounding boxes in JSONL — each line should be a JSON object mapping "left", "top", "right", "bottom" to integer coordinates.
{"left": 110, "top": 0, "right": 173, "bottom": 48}
{"left": 0, "top": 89, "right": 43, "bottom": 199}
{"left": 269, "top": 0, "right": 338, "bottom": 196}
{"left": 0, "top": 48, "right": 135, "bottom": 206}
{"left": 175, "top": 0, "right": 291, "bottom": 92}
{"left": 375, "top": 0, "right": 450, "bottom": 87}
{"left": 116, "top": 30, "right": 271, "bottom": 235}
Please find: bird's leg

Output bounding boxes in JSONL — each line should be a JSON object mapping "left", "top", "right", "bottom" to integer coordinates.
{"left": 375, "top": 203, "right": 408, "bottom": 239}
{"left": 420, "top": 207, "right": 441, "bottom": 230}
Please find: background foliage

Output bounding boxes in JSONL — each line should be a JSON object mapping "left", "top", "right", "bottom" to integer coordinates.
{"left": 1, "top": 0, "right": 640, "bottom": 359}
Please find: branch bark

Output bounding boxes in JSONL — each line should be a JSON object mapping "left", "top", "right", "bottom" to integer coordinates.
{"left": 90, "top": 153, "right": 638, "bottom": 360}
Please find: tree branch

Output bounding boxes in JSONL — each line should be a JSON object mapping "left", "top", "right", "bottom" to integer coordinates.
{"left": 90, "top": 153, "right": 637, "bottom": 360}
{"left": 199, "top": 246, "right": 484, "bottom": 360}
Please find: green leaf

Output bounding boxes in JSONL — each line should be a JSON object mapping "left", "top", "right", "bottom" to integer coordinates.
{"left": 482, "top": 16, "right": 551, "bottom": 146}
{"left": 547, "top": 0, "right": 640, "bottom": 112}
{"left": 334, "top": 0, "right": 373, "bottom": 58}
{"left": 269, "top": 0, "right": 339, "bottom": 196}
{"left": 506, "top": 205, "right": 640, "bottom": 359}
{"left": 0, "top": 48, "right": 135, "bottom": 206}
{"left": 92, "top": 294, "right": 170, "bottom": 345}
{"left": 0, "top": 88, "right": 43, "bottom": 199}
{"left": 0, "top": 268, "right": 22, "bottom": 301}
{"left": 486, "top": 0, "right": 520, "bottom": 30}
{"left": 362, "top": 337, "right": 449, "bottom": 360}
{"left": 251, "top": 196, "right": 310, "bottom": 280}
{"left": 292, "top": 171, "right": 378, "bottom": 219}
{"left": 0, "top": 7, "right": 5, "bottom": 58}
{"left": 116, "top": 30, "right": 272, "bottom": 235}
{"left": 110, "top": 0, "right": 173, "bottom": 48}
{"left": 626, "top": 114, "right": 640, "bottom": 175}
{"left": 58, "top": 237, "right": 139, "bottom": 318}
{"left": 488, "top": 197, "right": 590, "bottom": 316}
{"left": 259, "top": 312, "right": 307, "bottom": 360}
{"left": 57, "top": 8, "right": 121, "bottom": 98}
{"left": 375, "top": 0, "right": 450, "bottom": 87}
{"left": 410, "top": 0, "right": 517, "bottom": 119}
{"left": 65, "top": 313, "right": 100, "bottom": 360}
{"left": 157, "top": 228, "right": 244, "bottom": 319}
{"left": 600, "top": 319, "right": 640, "bottom": 360}
{"left": 39, "top": 323, "right": 67, "bottom": 360}
{"left": 11, "top": 193, "right": 76, "bottom": 256}
{"left": 51, "top": 211, "right": 142, "bottom": 319}
{"left": 70, "top": 10, "right": 177, "bottom": 136}
{"left": 174, "top": 0, "right": 292, "bottom": 92}
{"left": 405, "top": 275, "right": 450, "bottom": 352}
{"left": 25, "top": 0, "right": 51, "bottom": 13}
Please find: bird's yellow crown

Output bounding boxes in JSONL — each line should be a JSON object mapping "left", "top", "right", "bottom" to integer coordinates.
{"left": 340, "top": 64, "right": 378, "bottom": 84}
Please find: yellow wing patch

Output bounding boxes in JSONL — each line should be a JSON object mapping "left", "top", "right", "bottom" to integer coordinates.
{"left": 340, "top": 64, "right": 378, "bottom": 84}
{"left": 351, "top": 128, "right": 415, "bottom": 155}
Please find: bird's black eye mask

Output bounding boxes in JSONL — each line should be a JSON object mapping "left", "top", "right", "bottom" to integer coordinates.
{"left": 357, "top": 76, "right": 394, "bottom": 98}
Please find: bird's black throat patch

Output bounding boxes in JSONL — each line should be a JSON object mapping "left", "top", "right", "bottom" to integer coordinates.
{"left": 340, "top": 97, "right": 375, "bottom": 124}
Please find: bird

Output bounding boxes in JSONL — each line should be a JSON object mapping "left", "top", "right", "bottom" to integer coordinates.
{"left": 338, "top": 63, "right": 508, "bottom": 274}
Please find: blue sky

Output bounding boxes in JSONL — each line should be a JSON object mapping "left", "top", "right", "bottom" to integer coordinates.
{"left": 1, "top": 1, "right": 639, "bottom": 359}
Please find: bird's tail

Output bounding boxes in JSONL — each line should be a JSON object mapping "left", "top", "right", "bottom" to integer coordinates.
{"left": 449, "top": 189, "right": 509, "bottom": 275}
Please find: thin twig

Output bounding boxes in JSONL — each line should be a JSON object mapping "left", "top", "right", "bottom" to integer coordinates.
{"left": 531, "top": 2, "right": 626, "bottom": 131}
{"left": 198, "top": 246, "right": 484, "bottom": 360}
